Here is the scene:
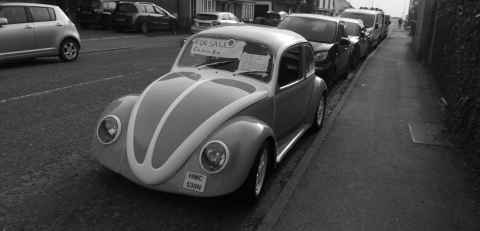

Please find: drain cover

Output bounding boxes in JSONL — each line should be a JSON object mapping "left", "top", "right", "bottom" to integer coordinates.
{"left": 408, "top": 122, "right": 452, "bottom": 146}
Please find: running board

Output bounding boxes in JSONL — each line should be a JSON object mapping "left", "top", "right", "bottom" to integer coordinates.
{"left": 275, "top": 125, "right": 310, "bottom": 163}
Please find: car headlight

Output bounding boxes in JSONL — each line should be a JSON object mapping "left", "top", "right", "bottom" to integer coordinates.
{"left": 96, "top": 115, "right": 121, "bottom": 145}
{"left": 314, "top": 52, "right": 329, "bottom": 63}
{"left": 199, "top": 140, "right": 229, "bottom": 174}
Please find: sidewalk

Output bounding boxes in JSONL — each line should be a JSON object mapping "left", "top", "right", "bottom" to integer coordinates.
{"left": 262, "top": 29, "right": 480, "bottom": 230}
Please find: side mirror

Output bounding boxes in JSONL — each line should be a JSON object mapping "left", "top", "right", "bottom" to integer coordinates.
{"left": 0, "top": 17, "right": 8, "bottom": 26}
{"left": 340, "top": 37, "right": 350, "bottom": 46}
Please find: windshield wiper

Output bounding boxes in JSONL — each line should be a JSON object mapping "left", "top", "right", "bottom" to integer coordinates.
{"left": 196, "top": 60, "right": 236, "bottom": 70}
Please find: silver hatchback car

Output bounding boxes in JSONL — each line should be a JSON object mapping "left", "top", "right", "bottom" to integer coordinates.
{"left": 0, "top": 3, "right": 81, "bottom": 62}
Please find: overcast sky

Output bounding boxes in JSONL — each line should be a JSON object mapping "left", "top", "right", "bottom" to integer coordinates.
{"left": 348, "top": 0, "right": 410, "bottom": 18}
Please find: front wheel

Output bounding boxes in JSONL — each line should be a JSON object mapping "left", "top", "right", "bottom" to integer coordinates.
{"left": 59, "top": 39, "right": 79, "bottom": 62}
{"left": 311, "top": 93, "right": 327, "bottom": 131}
{"left": 237, "top": 143, "right": 270, "bottom": 202}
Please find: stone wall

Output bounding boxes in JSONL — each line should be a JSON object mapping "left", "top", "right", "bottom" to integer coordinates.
{"left": 412, "top": 0, "right": 480, "bottom": 160}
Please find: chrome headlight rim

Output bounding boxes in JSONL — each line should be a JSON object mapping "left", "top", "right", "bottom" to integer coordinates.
{"left": 96, "top": 115, "right": 122, "bottom": 145}
{"left": 199, "top": 140, "right": 230, "bottom": 174}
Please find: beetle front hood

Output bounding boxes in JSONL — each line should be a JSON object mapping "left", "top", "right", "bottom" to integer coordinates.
{"left": 126, "top": 71, "right": 268, "bottom": 185}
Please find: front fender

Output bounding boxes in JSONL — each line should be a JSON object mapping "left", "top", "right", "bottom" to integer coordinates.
{"left": 195, "top": 116, "right": 275, "bottom": 196}
{"left": 92, "top": 95, "right": 139, "bottom": 173}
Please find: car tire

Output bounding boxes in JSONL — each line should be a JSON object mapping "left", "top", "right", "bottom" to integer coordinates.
{"left": 310, "top": 93, "right": 327, "bottom": 131}
{"left": 59, "top": 38, "right": 79, "bottom": 62}
{"left": 237, "top": 142, "right": 271, "bottom": 203}
{"left": 140, "top": 22, "right": 149, "bottom": 34}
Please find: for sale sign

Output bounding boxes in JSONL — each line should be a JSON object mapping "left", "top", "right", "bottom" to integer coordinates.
{"left": 191, "top": 38, "right": 246, "bottom": 58}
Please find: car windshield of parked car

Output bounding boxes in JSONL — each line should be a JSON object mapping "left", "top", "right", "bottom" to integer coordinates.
{"left": 278, "top": 17, "right": 337, "bottom": 43}
{"left": 343, "top": 22, "right": 361, "bottom": 36}
{"left": 195, "top": 14, "right": 218, "bottom": 21}
{"left": 341, "top": 12, "right": 375, "bottom": 27}
{"left": 178, "top": 37, "right": 273, "bottom": 82}
{"left": 116, "top": 3, "right": 137, "bottom": 13}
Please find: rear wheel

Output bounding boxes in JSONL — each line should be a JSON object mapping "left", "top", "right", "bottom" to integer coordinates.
{"left": 59, "top": 39, "right": 79, "bottom": 62}
{"left": 311, "top": 93, "right": 327, "bottom": 131}
{"left": 237, "top": 143, "right": 270, "bottom": 203}
{"left": 140, "top": 22, "right": 149, "bottom": 34}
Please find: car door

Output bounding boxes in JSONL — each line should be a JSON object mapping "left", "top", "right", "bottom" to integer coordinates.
{"left": 335, "top": 23, "right": 350, "bottom": 73}
{"left": 274, "top": 44, "right": 310, "bottom": 138}
{"left": 28, "top": 6, "right": 58, "bottom": 52}
{"left": 154, "top": 6, "right": 170, "bottom": 29}
{"left": 0, "top": 5, "right": 35, "bottom": 57}
{"left": 143, "top": 4, "right": 157, "bottom": 28}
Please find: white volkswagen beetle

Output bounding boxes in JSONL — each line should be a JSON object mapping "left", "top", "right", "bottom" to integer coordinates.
{"left": 92, "top": 25, "right": 328, "bottom": 201}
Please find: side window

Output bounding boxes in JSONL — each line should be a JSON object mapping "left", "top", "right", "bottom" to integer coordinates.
{"left": 303, "top": 44, "right": 315, "bottom": 76}
{"left": 48, "top": 8, "right": 56, "bottom": 21}
{"left": 0, "top": 6, "right": 28, "bottom": 24}
{"left": 338, "top": 24, "right": 347, "bottom": 38}
{"left": 154, "top": 6, "right": 165, "bottom": 16}
{"left": 30, "top": 7, "right": 54, "bottom": 22}
{"left": 278, "top": 46, "right": 303, "bottom": 88}
{"left": 144, "top": 5, "right": 155, "bottom": 13}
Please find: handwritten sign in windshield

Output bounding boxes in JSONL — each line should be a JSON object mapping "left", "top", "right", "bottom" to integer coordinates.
{"left": 191, "top": 38, "right": 246, "bottom": 58}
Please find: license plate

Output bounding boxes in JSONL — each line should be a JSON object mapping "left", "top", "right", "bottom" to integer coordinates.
{"left": 183, "top": 172, "right": 207, "bottom": 193}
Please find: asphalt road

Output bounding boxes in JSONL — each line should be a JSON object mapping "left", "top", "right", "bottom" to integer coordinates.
{"left": 0, "top": 31, "right": 355, "bottom": 231}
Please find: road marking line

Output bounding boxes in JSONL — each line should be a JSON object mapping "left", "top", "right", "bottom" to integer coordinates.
{"left": 82, "top": 47, "right": 132, "bottom": 54}
{"left": 82, "top": 35, "right": 142, "bottom": 41}
{"left": 0, "top": 75, "right": 125, "bottom": 104}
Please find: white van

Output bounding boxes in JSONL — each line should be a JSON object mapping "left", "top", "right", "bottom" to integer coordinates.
{"left": 340, "top": 9, "right": 385, "bottom": 49}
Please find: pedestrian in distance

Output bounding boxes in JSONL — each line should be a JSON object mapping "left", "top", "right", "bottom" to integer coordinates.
{"left": 398, "top": 18, "right": 403, "bottom": 29}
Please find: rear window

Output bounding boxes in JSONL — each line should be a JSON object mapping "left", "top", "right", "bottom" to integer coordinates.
{"left": 278, "top": 16, "right": 337, "bottom": 43}
{"left": 195, "top": 14, "right": 218, "bottom": 20}
{"left": 340, "top": 12, "right": 375, "bottom": 28}
{"left": 117, "top": 3, "right": 137, "bottom": 13}
{"left": 0, "top": 6, "right": 28, "bottom": 24}
{"left": 30, "top": 7, "right": 55, "bottom": 22}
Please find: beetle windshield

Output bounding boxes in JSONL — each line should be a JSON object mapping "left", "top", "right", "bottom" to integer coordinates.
{"left": 340, "top": 12, "right": 375, "bottom": 28}
{"left": 178, "top": 37, "right": 273, "bottom": 82}
{"left": 278, "top": 16, "right": 337, "bottom": 43}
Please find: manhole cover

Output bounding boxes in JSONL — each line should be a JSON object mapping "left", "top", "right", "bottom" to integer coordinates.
{"left": 408, "top": 122, "right": 452, "bottom": 147}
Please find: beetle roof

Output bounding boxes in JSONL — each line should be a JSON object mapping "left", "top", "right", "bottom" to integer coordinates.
{"left": 196, "top": 25, "right": 307, "bottom": 51}
{"left": 0, "top": 2, "right": 58, "bottom": 7}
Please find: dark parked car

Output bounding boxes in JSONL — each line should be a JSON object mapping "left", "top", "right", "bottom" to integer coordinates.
{"left": 76, "top": 0, "right": 117, "bottom": 29}
{"left": 111, "top": 2, "right": 177, "bottom": 34}
{"left": 253, "top": 11, "right": 282, "bottom": 26}
{"left": 340, "top": 18, "right": 370, "bottom": 68}
{"left": 278, "top": 14, "right": 352, "bottom": 85}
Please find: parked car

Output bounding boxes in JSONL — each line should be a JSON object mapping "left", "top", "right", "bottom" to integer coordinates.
{"left": 278, "top": 14, "right": 352, "bottom": 85}
{"left": 190, "top": 12, "right": 241, "bottom": 34}
{"left": 253, "top": 11, "right": 282, "bottom": 26}
{"left": 340, "top": 18, "right": 370, "bottom": 68}
{"left": 382, "top": 14, "right": 391, "bottom": 40}
{"left": 76, "top": 0, "right": 117, "bottom": 29}
{"left": 111, "top": 2, "right": 177, "bottom": 34}
{"left": 340, "top": 8, "right": 385, "bottom": 49}
{"left": 0, "top": 2, "right": 81, "bottom": 62}
{"left": 92, "top": 25, "right": 328, "bottom": 201}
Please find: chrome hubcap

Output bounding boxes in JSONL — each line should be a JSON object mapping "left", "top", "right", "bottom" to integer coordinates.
{"left": 63, "top": 42, "right": 77, "bottom": 60}
{"left": 316, "top": 96, "right": 325, "bottom": 127}
{"left": 255, "top": 150, "right": 268, "bottom": 196}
